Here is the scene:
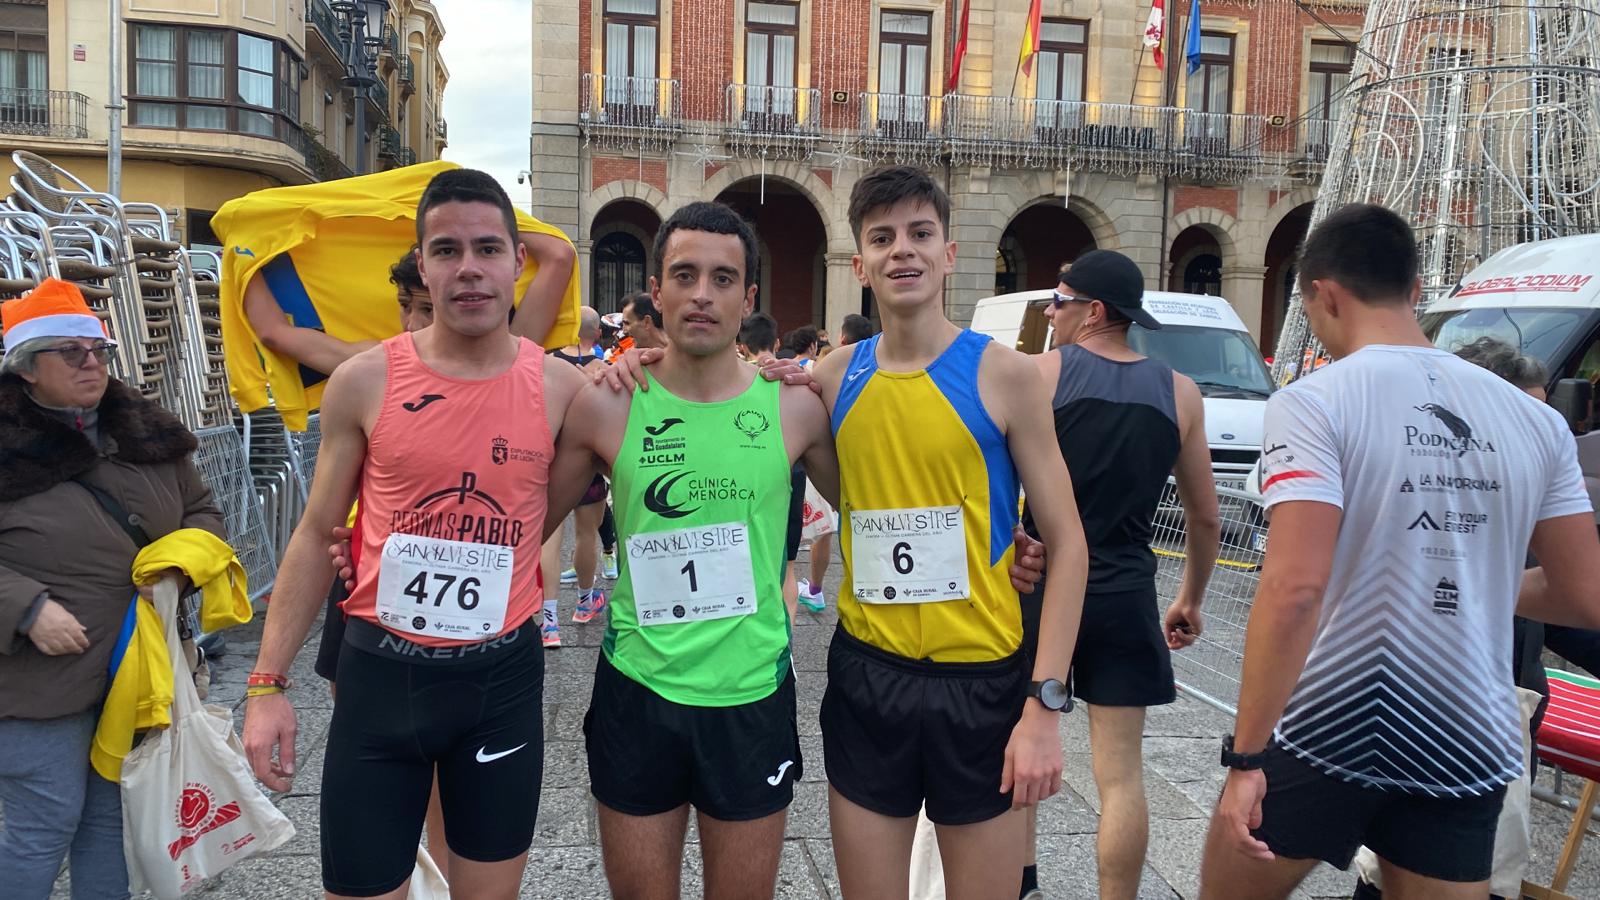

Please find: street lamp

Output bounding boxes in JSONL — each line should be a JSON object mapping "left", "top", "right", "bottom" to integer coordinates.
{"left": 331, "top": 0, "right": 388, "bottom": 175}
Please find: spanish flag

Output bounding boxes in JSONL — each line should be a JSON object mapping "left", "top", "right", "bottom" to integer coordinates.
{"left": 211, "top": 161, "right": 580, "bottom": 431}
{"left": 1019, "top": 0, "right": 1043, "bottom": 76}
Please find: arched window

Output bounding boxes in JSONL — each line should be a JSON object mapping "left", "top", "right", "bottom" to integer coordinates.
{"left": 1184, "top": 253, "right": 1222, "bottom": 296}
{"left": 592, "top": 231, "right": 646, "bottom": 315}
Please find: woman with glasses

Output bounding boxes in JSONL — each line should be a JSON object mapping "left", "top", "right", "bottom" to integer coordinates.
{"left": 0, "top": 279, "right": 223, "bottom": 899}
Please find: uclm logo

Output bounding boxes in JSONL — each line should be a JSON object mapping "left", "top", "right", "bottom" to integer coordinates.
{"left": 168, "top": 782, "right": 247, "bottom": 860}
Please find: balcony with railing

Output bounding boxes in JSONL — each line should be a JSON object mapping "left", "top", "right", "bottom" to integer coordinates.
{"left": 305, "top": 0, "right": 346, "bottom": 62}
{"left": 396, "top": 146, "right": 417, "bottom": 166}
{"left": 945, "top": 94, "right": 1171, "bottom": 174}
{"left": 0, "top": 89, "right": 90, "bottom": 140}
{"left": 398, "top": 57, "right": 415, "bottom": 95}
{"left": 380, "top": 24, "right": 402, "bottom": 68}
{"left": 1173, "top": 109, "right": 1266, "bottom": 180}
{"left": 580, "top": 73, "right": 682, "bottom": 150}
{"left": 377, "top": 125, "right": 401, "bottom": 162}
{"left": 1292, "top": 117, "right": 1338, "bottom": 175}
{"left": 723, "top": 84, "right": 822, "bottom": 160}
{"left": 858, "top": 92, "right": 944, "bottom": 156}
{"left": 368, "top": 78, "right": 391, "bottom": 120}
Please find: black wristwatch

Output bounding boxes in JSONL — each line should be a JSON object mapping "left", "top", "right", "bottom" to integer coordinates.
{"left": 1027, "top": 679, "right": 1074, "bottom": 713}
{"left": 1220, "top": 735, "right": 1268, "bottom": 771}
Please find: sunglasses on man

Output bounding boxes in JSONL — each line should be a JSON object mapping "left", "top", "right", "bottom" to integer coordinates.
{"left": 37, "top": 342, "right": 114, "bottom": 369}
{"left": 1051, "top": 291, "right": 1094, "bottom": 310}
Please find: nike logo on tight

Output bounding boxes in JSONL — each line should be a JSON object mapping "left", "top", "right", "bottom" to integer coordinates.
{"left": 402, "top": 393, "right": 446, "bottom": 412}
{"left": 475, "top": 743, "right": 528, "bottom": 764}
{"left": 766, "top": 760, "right": 794, "bottom": 786}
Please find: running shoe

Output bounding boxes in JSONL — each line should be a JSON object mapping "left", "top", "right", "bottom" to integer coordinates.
{"left": 573, "top": 590, "right": 609, "bottom": 624}
{"left": 1020, "top": 891, "right": 1045, "bottom": 900}
{"left": 559, "top": 567, "right": 578, "bottom": 584}
{"left": 601, "top": 551, "right": 619, "bottom": 580}
{"left": 796, "top": 579, "right": 826, "bottom": 613}
{"left": 542, "top": 621, "right": 562, "bottom": 648}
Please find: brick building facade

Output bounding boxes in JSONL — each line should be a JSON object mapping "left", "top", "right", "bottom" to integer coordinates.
{"left": 529, "top": 0, "right": 1364, "bottom": 346}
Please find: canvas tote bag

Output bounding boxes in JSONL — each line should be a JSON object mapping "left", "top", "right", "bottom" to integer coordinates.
{"left": 120, "top": 578, "right": 294, "bottom": 897}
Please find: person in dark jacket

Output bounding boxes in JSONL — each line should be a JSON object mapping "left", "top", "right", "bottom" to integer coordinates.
{"left": 0, "top": 279, "right": 224, "bottom": 900}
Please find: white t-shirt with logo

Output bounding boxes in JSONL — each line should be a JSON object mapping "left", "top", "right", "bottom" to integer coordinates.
{"left": 1260, "top": 345, "right": 1590, "bottom": 796}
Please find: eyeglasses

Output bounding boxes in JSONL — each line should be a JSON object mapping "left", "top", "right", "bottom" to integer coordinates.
{"left": 1051, "top": 291, "right": 1093, "bottom": 310}
{"left": 36, "top": 342, "right": 113, "bottom": 369}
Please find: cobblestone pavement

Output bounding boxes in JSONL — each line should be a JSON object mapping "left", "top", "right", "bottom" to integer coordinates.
{"left": 46, "top": 537, "right": 1600, "bottom": 899}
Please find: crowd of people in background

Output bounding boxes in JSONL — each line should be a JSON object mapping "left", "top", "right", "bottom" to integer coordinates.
{"left": 5, "top": 160, "right": 1600, "bottom": 900}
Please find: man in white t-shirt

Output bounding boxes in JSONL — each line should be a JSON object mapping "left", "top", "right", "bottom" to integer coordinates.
{"left": 1198, "top": 203, "right": 1600, "bottom": 900}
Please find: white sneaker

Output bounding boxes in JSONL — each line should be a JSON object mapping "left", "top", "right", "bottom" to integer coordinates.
{"left": 601, "top": 552, "right": 619, "bottom": 580}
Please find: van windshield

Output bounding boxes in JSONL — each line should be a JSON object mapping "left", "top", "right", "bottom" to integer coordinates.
{"left": 1420, "top": 307, "right": 1589, "bottom": 371}
{"left": 1127, "top": 324, "right": 1273, "bottom": 396}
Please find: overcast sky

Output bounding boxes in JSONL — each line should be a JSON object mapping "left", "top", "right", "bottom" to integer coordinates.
{"left": 438, "top": 1, "right": 535, "bottom": 210}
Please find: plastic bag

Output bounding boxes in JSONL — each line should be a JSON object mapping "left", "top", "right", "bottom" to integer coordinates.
{"left": 120, "top": 579, "right": 294, "bottom": 897}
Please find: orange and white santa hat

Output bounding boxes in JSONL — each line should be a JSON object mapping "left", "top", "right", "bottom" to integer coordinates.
{"left": 1, "top": 278, "right": 114, "bottom": 357}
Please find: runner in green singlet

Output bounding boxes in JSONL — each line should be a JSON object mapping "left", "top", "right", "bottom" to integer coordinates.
{"left": 543, "top": 202, "right": 839, "bottom": 899}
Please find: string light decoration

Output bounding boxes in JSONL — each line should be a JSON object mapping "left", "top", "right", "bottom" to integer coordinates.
{"left": 1272, "top": 0, "right": 1600, "bottom": 383}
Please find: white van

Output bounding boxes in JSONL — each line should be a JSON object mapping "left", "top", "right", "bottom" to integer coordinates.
{"left": 970, "top": 289, "right": 1273, "bottom": 491}
{"left": 1420, "top": 234, "right": 1600, "bottom": 519}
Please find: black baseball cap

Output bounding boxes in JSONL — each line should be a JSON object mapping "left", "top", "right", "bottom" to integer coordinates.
{"left": 1060, "top": 249, "right": 1161, "bottom": 330}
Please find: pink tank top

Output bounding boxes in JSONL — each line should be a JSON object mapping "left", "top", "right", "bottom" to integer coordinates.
{"left": 343, "top": 333, "right": 551, "bottom": 646}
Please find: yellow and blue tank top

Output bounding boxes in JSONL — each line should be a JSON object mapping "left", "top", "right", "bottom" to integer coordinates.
{"left": 832, "top": 329, "right": 1022, "bottom": 662}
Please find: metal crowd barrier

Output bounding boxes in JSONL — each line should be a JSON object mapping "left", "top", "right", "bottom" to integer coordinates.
{"left": 1150, "top": 476, "right": 1600, "bottom": 824}
{"left": 1151, "top": 477, "right": 1267, "bottom": 717}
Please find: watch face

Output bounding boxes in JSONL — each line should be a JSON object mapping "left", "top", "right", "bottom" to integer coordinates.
{"left": 1039, "top": 679, "right": 1071, "bottom": 710}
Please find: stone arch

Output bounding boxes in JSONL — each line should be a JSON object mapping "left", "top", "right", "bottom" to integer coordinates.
{"left": 996, "top": 188, "right": 1122, "bottom": 253}
{"left": 1169, "top": 207, "right": 1241, "bottom": 265}
{"left": 1261, "top": 185, "right": 1320, "bottom": 251}
{"left": 697, "top": 160, "right": 838, "bottom": 246}
{"left": 581, "top": 180, "right": 668, "bottom": 242}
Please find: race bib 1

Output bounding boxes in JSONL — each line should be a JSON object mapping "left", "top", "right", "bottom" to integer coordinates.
{"left": 850, "top": 506, "right": 969, "bottom": 604}
{"left": 626, "top": 522, "right": 758, "bottom": 627}
{"left": 375, "top": 533, "right": 513, "bottom": 640}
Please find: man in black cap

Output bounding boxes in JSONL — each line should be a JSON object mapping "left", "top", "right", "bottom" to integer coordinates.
{"left": 1016, "top": 250, "right": 1222, "bottom": 900}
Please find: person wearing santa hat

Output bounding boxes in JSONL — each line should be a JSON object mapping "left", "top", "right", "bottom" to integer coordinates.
{"left": 0, "top": 279, "right": 224, "bottom": 900}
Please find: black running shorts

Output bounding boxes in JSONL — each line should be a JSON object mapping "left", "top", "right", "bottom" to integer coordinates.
{"left": 1021, "top": 580, "right": 1174, "bottom": 707}
{"left": 584, "top": 652, "right": 802, "bottom": 821}
{"left": 319, "top": 621, "right": 545, "bottom": 897}
{"left": 1253, "top": 743, "right": 1506, "bottom": 883}
{"left": 313, "top": 578, "right": 347, "bottom": 682}
{"left": 820, "top": 627, "right": 1026, "bottom": 826}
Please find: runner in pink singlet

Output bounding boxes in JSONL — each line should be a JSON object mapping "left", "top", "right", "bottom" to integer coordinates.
{"left": 242, "top": 168, "right": 588, "bottom": 899}
{"left": 341, "top": 331, "right": 550, "bottom": 646}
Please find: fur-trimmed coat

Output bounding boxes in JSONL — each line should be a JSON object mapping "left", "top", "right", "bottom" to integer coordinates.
{"left": 0, "top": 376, "right": 223, "bottom": 720}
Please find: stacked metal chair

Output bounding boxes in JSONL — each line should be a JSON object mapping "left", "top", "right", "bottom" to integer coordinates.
{"left": 5, "top": 150, "right": 280, "bottom": 602}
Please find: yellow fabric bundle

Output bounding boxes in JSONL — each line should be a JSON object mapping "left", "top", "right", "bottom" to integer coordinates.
{"left": 91, "top": 529, "right": 252, "bottom": 781}
{"left": 212, "top": 160, "right": 580, "bottom": 430}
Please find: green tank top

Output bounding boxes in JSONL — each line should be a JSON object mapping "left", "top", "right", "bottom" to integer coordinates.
{"left": 605, "top": 371, "right": 792, "bottom": 706}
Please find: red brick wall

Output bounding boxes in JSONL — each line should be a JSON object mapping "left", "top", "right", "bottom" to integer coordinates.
{"left": 673, "top": 0, "right": 735, "bottom": 122}
{"left": 592, "top": 156, "right": 669, "bottom": 197}
{"left": 813, "top": 0, "right": 870, "bottom": 130}
{"left": 1173, "top": 185, "right": 1239, "bottom": 220}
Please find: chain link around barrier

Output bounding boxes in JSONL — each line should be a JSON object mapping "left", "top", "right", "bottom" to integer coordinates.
{"left": 1151, "top": 477, "right": 1269, "bottom": 717}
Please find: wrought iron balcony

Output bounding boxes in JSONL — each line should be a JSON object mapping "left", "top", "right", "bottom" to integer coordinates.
{"left": 1295, "top": 117, "right": 1338, "bottom": 173}
{"left": 0, "top": 89, "right": 90, "bottom": 140}
{"left": 723, "top": 84, "right": 822, "bottom": 160}
{"left": 580, "top": 73, "right": 682, "bottom": 150}
{"left": 305, "top": 0, "right": 347, "bottom": 60}
{"left": 368, "top": 78, "right": 391, "bottom": 119}
{"left": 945, "top": 94, "right": 1171, "bottom": 174}
{"left": 377, "top": 125, "right": 401, "bottom": 159}
{"left": 399, "top": 57, "right": 415, "bottom": 89}
{"left": 859, "top": 92, "right": 943, "bottom": 147}
{"left": 1173, "top": 109, "right": 1266, "bottom": 180}
{"left": 396, "top": 146, "right": 417, "bottom": 166}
